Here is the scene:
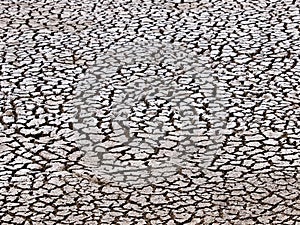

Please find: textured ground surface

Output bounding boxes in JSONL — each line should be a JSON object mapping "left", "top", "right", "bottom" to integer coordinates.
{"left": 1, "top": 0, "right": 300, "bottom": 224}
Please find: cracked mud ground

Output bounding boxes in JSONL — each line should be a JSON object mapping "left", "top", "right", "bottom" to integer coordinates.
{"left": 1, "top": 0, "right": 300, "bottom": 224}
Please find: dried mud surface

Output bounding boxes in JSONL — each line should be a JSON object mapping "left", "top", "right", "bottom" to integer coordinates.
{"left": 1, "top": 0, "right": 300, "bottom": 224}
